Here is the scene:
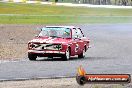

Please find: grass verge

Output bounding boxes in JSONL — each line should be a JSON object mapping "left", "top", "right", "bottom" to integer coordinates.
{"left": 0, "top": 15, "right": 132, "bottom": 24}
{"left": 0, "top": 2, "right": 132, "bottom": 24}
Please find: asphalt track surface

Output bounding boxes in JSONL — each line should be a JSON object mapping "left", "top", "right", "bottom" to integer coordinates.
{"left": 0, "top": 24, "right": 132, "bottom": 81}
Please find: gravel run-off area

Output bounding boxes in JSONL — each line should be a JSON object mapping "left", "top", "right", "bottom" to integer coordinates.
{"left": 0, "top": 24, "right": 41, "bottom": 60}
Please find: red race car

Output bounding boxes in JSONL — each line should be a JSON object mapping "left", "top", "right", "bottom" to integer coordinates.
{"left": 28, "top": 26, "right": 90, "bottom": 61}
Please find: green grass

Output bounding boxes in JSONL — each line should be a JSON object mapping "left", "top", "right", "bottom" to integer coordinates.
{"left": 0, "top": 2, "right": 132, "bottom": 24}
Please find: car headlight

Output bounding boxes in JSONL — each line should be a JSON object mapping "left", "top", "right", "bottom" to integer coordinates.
{"left": 28, "top": 43, "right": 35, "bottom": 49}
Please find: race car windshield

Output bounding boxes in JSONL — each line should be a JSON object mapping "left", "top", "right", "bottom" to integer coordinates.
{"left": 38, "top": 27, "right": 71, "bottom": 38}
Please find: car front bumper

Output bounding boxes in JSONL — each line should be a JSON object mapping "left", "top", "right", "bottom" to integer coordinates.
{"left": 28, "top": 50, "right": 65, "bottom": 54}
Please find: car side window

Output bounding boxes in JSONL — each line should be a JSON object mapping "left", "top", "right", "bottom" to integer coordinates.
{"left": 72, "top": 28, "right": 78, "bottom": 38}
{"left": 76, "top": 28, "right": 84, "bottom": 38}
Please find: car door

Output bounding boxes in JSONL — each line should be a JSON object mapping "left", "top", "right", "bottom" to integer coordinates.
{"left": 76, "top": 28, "right": 85, "bottom": 54}
{"left": 71, "top": 28, "right": 80, "bottom": 55}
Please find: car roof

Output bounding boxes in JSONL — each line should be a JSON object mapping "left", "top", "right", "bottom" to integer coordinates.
{"left": 45, "top": 26, "right": 77, "bottom": 29}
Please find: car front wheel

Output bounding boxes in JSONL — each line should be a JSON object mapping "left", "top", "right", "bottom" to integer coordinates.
{"left": 28, "top": 53, "right": 37, "bottom": 61}
{"left": 62, "top": 48, "right": 70, "bottom": 61}
{"left": 78, "top": 48, "right": 86, "bottom": 58}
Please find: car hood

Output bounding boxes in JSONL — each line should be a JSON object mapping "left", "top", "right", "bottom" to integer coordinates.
{"left": 29, "top": 37, "right": 72, "bottom": 44}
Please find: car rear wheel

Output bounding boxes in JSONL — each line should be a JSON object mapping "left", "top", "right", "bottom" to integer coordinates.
{"left": 28, "top": 53, "right": 37, "bottom": 61}
{"left": 62, "top": 48, "right": 70, "bottom": 61}
{"left": 78, "top": 47, "right": 86, "bottom": 58}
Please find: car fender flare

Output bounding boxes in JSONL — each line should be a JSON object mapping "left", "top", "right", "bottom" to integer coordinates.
{"left": 67, "top": 44, "right": 71, "bottom": 50}
{"left": 65, "top": 44, "right": 71, "bottom": 54}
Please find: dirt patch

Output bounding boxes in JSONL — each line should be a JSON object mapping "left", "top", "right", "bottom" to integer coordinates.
{"left": 0, "top": 24, "right": 42, "bottom": 60}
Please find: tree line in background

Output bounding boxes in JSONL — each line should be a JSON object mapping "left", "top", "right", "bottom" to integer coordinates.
{"left": 43, "top": 0, "right": 132, "bottom": 6}
{"left": 78, "top": 0, "right": 132, "bottom": 6}
{"left": 82, "top": 0, "right": 132, "bottom": 6}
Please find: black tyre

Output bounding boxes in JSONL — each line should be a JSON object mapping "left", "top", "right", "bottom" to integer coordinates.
{"left": 28, "top": 53, "right": 37, "bottom": 61}
{"left": 62, "top": 48, "right": 70, "bottom": 61}
{"left": 78, "top": 47, "right": 86, "bottom": 58}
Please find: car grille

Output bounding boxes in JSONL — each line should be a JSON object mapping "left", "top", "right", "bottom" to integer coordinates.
{"left": 29, "top": 43, "right": 62, "bottom": 50}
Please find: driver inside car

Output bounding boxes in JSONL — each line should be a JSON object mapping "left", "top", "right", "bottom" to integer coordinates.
{"left": 49, "top": 30, "right": 57, "bottom": 37}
